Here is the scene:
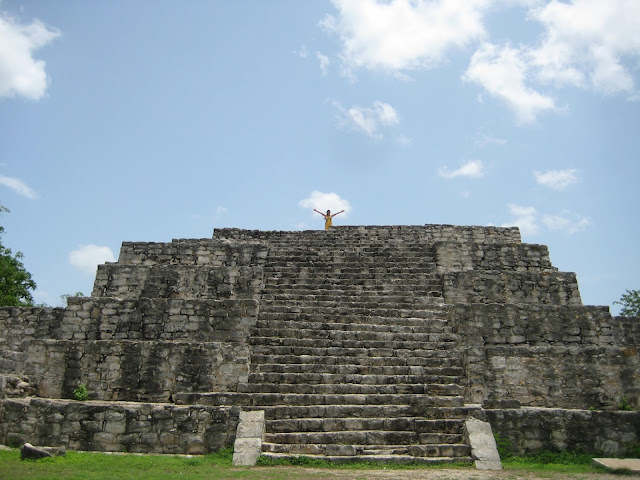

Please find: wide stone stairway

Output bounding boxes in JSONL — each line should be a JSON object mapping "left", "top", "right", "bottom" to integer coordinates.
{"left": 198, "top": 229, "right": 476, "bottom": 463}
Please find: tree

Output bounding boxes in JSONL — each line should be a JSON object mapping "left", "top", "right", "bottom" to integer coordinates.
{"left": 614, "top": 289, "right": 640, "bottom": 317}
{"left": 0, "top": 206, "right": 36, "bottom": 307}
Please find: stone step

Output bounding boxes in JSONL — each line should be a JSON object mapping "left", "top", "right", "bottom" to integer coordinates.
{"left": 251, "top": 404, "right": 479, "bottom": 420}
{"left": 253, "top": 318, "right": 452, "bottom": 334}
{"left": 172, "top": 392, "right": 465, "bottom": 408}
{"left": 264, "top": 242, "right": 434, "bottom": 251}
{"left": 256, "top": 310, "right": 453, "bottom": 325}
{"left": 263, "top": 279, "right": 439, "bottom": 289}
{"left": 259, "top": 303, "right": 447, "bottom": 317}
{"left": 249, "top": 353, "right": 459, "bottom": 368}
{"left": 262, "top": 284, "right": 443, "bottom": 295}
{"left": 249, "top": 335, "right": 457, "bottom": 350}
{"left": 252, "top": 326, "right": 453, "bottom": 340}
{"left": 262, "top": 439, "right": 471, "bottom": 457}
{"left": 264, "top": 253, "right": 434, "bottom": 261}
{"left": 266, "top": 417, "right": 465, "bottom": 434}
{"left": 250, "top": 344, "right": 460, "bottom": 359}
{"left": 266, "top": 243, "right": 433, "bottom": 252}
{"left": 237, "top": 382, "right": 462, "bottom": 396}
{"left": 263, "top": 266, "right": 442, "bottom": 285}
{"left": 266, "top": 249, "right": 434, "bottom": 257}
{"left": 252, "top": 361, "right": 461, "bottom": 374}
{"left": 264, "top": 265, "right": 436, "bottom": 275}
{"left": 259, "top": 295, "right": 441, "bottom": 306}
{"left": 259, "top": 451, "right": 473, "bottom": 465}
{"left": 246, "top": 372, "right": 463, "bottom": 386}
{"left": 265, "top": 255, "right": 436, "bottom": 265}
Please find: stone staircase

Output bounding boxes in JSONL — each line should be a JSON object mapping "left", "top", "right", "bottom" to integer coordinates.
{"left": 225, "top": 231, "right": 474, "bottom": 463}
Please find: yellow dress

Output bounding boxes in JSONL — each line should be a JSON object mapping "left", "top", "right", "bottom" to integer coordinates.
{"left": 324, "top": 215, "right": 332, "bottom": 231}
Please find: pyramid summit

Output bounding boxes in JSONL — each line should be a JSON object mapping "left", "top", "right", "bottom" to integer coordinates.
{"left": 1, "top": 224, "right": 638, "bottom": 461}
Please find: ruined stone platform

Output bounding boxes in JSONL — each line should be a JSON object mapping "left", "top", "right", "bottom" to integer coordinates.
{"left": 1, "top": 225, "right": 639, "bottom": 462}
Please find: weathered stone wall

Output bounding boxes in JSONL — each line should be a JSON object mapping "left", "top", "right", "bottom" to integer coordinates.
{"left": 116, "top": 239, "right": 267, "bottom": 266}
{"left": 443, "top": 271, "right": 582, "bottom": 305}
{"left": 0, "top": 307, "right": 64, "bottom": 374}
{"left": 434, "top": 242, "right": 555, "bottom": 274}
{"left": 1, "top": 297, "right": 257, "bottom": 344}
{"left": 478, "top": 408, "right": 640, "bottom": 456}
{"left": 93, "top": 265, "right": 263, "bottom": 300}
{"left": 454, "top": 305, "right": 640, "bottom": 409}
{"left": 2, "top": 297, "right": 257, "bottom": 402}
{"left": 0, "top": 397, "right": 240, "bottom": 454}
{"left": 28, "top": 339, "right": 250, "bottom": 402}
{"left": 214, "top": 224, "right": 521, "bottom": 245}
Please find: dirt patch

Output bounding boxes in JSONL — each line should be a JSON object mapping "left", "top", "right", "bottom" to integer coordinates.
{"left": 246, "top": 466, "right": 632, "bottom": 480}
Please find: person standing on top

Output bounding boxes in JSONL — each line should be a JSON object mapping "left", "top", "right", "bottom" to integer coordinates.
{"left": 314, "top": 209, "right": 345, "bottom": 231}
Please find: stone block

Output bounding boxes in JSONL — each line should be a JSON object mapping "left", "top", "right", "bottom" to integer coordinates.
{"left": 21, "top": 443, "right": 66, "bottom": 460}
{"left": 465, "top": 418, "right": 502, "bottom": 470}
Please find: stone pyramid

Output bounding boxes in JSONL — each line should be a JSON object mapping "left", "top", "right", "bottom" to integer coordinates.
{"left": 1, "top": 225, "right": 638, "bottom": 460}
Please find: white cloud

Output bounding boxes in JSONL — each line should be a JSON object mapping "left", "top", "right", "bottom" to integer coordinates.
{"left": 534, "top": 169, "right": 579, "bottom": 190}
{"left": 334, "top": 100, "right": 399, "bottom": 138}
{"left": 316, "top": 52, "right": 330, "bottom": 76}
{"left": 529, "top": 0, "right": 640, "bottom": 95}
{"left": 322, "top": 0, "right": 488, "bottom": 76}
{"left": 465, "top": 0, "right": 640, "bottom": 120}
{"left": 0, "top": 13, "right": 60, "bottom": 100}
{"left": 502, "top": 203, "right": 591, "bottom": 237}
{"left": 464, "top": 42, "right": 556, "bottom": 124}
{"left": 542, "top": 211, "right": 592, "bottom": 234}
{"left": 502, "top": 203, "right": 539, "bottom": 236}
{"left": 474, "top": 134, "right": 507, "bottom": 148}
{"left": 397, "top": 134, "right": 412, "bottom": 146}
{"left": 69, "top": 245, "right": 116, "bottom": 274}
{"left": 296, "top": 45, "right": 308, "bottom": 58}
{"left": 215, "top": 206, "right": 228, "bottom": 215}
{"left": 321, "top": 0, "right": 640, "bottom": 122}
{"left": 299, "top": 191, "right": 352, "bottom": 217}
{"left": 0, "top": 174, "right": 38, "bottom": 198}
{"left": 438, "top": 160, "right": 485, "bottom": 179}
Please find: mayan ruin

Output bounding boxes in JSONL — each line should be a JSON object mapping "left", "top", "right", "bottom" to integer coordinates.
{"left": 1, "top": 224, "right": 639, "bottom": 466}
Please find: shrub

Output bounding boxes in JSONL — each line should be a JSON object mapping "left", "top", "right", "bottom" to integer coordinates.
{"left": 73, "top": 383, "right": 89, "bottom": 401}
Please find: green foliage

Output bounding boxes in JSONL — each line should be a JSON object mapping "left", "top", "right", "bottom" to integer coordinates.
{"left": 0, "top": 206, "right": 36, "bottom": 307}
{"left": 520, "top": 450, "right": 593, "bottom": 465}
{"left": 257, "top": 455, "right": 333, "bottom": 467}
{"left": 494, "top": 433, "right": 514, "bottom": 459}
{"left": 73, "top": 383, "right": 89, "bottom": 401}
{"left": 204, "top": 447, "right": 234, "bottom": 466}
{"left": 618, "top": 397, "right": 632, "bottom": 411}
{"left": 614, "top": 289, "right": 640, "bottom": 316}
{"left": 61, "top": 291, "right": 85, "bottom": 306}
{"left": 625, "top": 443, "right": 640, "bottom": 458}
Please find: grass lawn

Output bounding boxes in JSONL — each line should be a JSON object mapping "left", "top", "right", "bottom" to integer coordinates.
{"left": 0, "top": 447, "right": 627, "bottom": 480}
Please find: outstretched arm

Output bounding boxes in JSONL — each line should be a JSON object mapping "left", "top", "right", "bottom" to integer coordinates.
{"left": 313, "top": 209, "right": 326, "bottom": 217}
{"left": 331, "top": 210, "right": 345, "bottom": 217}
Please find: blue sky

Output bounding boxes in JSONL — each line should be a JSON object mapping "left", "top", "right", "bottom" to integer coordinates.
{"left": 0, "top": 0, "right": 638, "bottom": 312}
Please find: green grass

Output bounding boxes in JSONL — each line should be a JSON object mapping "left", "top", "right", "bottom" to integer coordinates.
{"left": 0, "top": 447, "right": 635, "bottom": 479}
{"left": 0, "top": 448, "right": 474, "bottom": 479}
{"left": 502, "top": 450, "right": 599, "bottom": 474}
{"left": 0, "top": 448, "right": 263, "bottom": 480}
